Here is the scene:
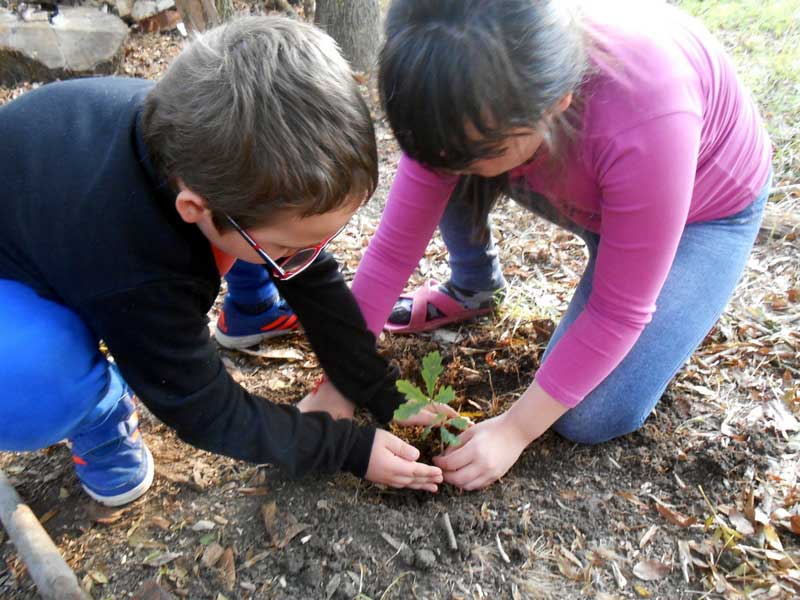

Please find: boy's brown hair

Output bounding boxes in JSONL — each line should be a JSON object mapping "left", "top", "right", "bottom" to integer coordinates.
{"left": 142, "top": 16, "right": 378, "bottom": 229}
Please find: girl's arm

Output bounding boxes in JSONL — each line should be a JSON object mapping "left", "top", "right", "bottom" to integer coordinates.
{"left": 351, "top": 154, "right": 459, "bottom": 335}
{"left": 536, "top": 111, "right": 702, "bottom": 407}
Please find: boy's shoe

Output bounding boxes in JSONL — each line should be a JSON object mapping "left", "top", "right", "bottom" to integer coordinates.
{"left": 214, "top": 294, "right": 300, "bottom": 349}
{"left": 70, "top": 391, "right": 154, "bottom": 507}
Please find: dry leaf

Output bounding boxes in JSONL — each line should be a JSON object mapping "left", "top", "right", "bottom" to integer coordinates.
{"left": 261, "top": 501, "right": 309, "bottom": 548}
{"left": 655, "top": 503, "right": 696, "bottom": 528}
{"left": 237, "top": 346, "right": 304, "bottom": 361}
{"left": 149, "top": 516, "right": 172, "bottom": 531}
{"left": 143, "top": 551, "right": 181, "bottom": 567}
{"left": 218, "top": 548, "right": 236, "bottom": 591}
{"left": 763, "top": 524, "right": 784, "bottom": 551}
{"left": 201, "top": 542, "right": 225, "bottom": 568}
{"left": 133, "top": 579, "right": 176, "bottom": 600}
{"left": 192, "top": 520, "right": 216, "bottom": 532}
{"left": 639, "top": 525, "right": 659, "bottom": 548}
{"left": 89, "top": 570, "right": 109, "bottom": 584}
{"left": 790, "top": 515, "right": 800, "bottom": 535}
{"left": 633, "top": 560, "right": 670, "bottom": 581}
{"left": 728, "top": 509, "right": 755, "bottom": 536}
{"left": 611, "top": 561, "right": 627, "bottom": 589}
{"left": 88, "top": 504, "right": 128, "bottom": 525}
{"left": 238, "top": 487, "right": 269, "bottom": 496}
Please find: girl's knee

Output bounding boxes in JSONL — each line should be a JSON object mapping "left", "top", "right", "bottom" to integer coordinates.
{"left": 553, "top": 408, "right": 649, "bottom": 445}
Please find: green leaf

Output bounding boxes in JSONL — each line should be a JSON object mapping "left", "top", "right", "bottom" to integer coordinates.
{"left": 421, "top": 351, "right": 443, "bottom": 397}
{"left": 433, "top": 385, "right": 455, "bottom": 405}
{"left": 396, "top": 379, "right": 428, "bottom": 404}
{"left": 447, "top": 416, "right": 470, "bottom": 431}
{"left": 440, "top": 427, "right": 461, "bottom": 447}
{"left": 421, "top": 425, "right": 433, "bottom": 439}
{"left": 199, "top": 532, "right": 216, "bottom": 546}
{"left": 393, "top": 400, "right": 427, "bottom": 421}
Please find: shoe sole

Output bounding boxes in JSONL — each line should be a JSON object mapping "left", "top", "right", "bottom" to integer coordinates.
{"left": 81, "top": 446, "right": 155, "bottom": 507}
{"left": 214, "top": 327, "right": 300, "bottom": 349}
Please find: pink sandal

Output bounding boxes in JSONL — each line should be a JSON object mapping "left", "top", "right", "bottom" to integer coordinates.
{"left": 384, "top": 279, "right": 495, "bottom": 334}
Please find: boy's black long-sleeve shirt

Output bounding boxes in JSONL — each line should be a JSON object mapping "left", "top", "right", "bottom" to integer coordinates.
{"left": 0, "top": 77, "right": 404, "bottom": 477}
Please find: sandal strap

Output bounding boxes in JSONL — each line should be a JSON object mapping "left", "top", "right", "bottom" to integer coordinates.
{"left": 407, "top": 279, "right": 467, "bottom": 330}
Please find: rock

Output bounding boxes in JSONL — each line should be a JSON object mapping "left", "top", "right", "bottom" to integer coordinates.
{"left": 414, "top": 548, "right": 437, "bottom": 570}
{"left": 0, "top": 7, "right": 128, "bottom": 85}
{"left": 108, "top": 0, "right": 134, "bottom": 21}
{"left": 131, "top": 0, "right": 175, "bottom": 22}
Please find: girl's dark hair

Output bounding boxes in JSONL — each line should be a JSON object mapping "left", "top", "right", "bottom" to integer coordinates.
{"left": 379, "top": 0, "right": 591, "bottom": 237}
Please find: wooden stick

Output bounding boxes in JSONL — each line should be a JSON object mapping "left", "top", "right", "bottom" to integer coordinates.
{"left": 440, "top": 512, "right": 458, "bottom": 552}
{"left": 0, "top": 470, "right": 89, "bottom": 600}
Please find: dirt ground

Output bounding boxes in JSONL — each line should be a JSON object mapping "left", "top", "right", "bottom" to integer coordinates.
{"left": 2, "top": 5, "right": 800, "bottom": 600}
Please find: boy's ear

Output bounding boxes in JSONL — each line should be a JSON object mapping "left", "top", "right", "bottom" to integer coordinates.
{"left": 175, "top": 181, "right": 211, "bottom": 225}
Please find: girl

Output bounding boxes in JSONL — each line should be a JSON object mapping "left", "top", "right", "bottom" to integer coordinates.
{"left": 310, "top": 0, "right": 772, "bottom": 490}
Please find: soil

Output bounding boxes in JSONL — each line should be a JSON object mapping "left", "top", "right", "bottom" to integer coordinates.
{"left": 2, "top": 21, "right": 800, "bottom": 600}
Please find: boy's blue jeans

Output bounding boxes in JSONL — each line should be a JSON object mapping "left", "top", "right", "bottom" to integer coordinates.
{"left": 440, "top": 178, "right": 770, "bottom": 443}
{"left": 0, "top": 262, "right": 277, "bottom": 452}
{"left": 0, "top": 282, "right": 125, "bottom": 451}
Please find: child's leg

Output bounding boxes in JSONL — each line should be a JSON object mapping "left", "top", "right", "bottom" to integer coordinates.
{"left": 545, "top": 185, "right": 769, "bottom": 443}
{"left": 388, "top": 194, "right": 507, "bottom": 328}
{"left": 439, "top": 192, "right": 507, "bottom": 294}
{"left": 215, "top": 260, "right": 299, "bottom": 348}
{"left": 0, "top": 280, "right": 153, "bottom": 505}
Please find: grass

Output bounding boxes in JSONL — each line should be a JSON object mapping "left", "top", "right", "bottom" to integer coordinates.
{"left": 677, "top": 0, "right": 800, "bottom": 186}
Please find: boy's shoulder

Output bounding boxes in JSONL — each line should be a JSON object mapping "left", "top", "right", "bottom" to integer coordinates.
{"left": 0, "top": 76, "right": 153, "bottom": 122}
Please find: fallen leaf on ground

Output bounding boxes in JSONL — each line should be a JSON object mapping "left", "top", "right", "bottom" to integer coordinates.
{"left": 728, "top": 509, "right": 755, "bottom": 536}
{"left": 133, "top": 580, "right": 176, "bottom": 600}
{"left": 655, "top": 502, "right": 696, "bottom": 528}
{"left": 202, "top": 542, "right": 225, "bottom": 568}
{"left": 143, "top": 551, "right": 181, "bottom": 567}
{"left": 633, "top": 559, "right": 670, "bottom": 581}
{"left": 218, "top": 547, "right": 236, "bottom": 591}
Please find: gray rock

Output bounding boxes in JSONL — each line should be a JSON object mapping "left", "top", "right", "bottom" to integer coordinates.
{"left": 0, "top": 7, "right": 129, "bottom": 85}
{"left": 414, "top": 548, "right": 437, "bottom": 570}
{"left": 130, "top": 0, "right": 175, "bottom": 22}
{"left": 108, "top": 0, "right": 133, "bottom": 20}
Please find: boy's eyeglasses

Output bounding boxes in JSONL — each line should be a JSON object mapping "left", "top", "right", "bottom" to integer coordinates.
{"left": 224, "top": 214, "right": 344, "bottom": 281}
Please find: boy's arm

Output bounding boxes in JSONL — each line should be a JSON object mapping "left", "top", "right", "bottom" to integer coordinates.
{"left": 273, "top": 251, "right": 404, "bottom": 424}
{"left": 80, "top": 279, "right": 374, "bottom": 478}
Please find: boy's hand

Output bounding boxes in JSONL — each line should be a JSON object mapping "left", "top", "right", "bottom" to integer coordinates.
{"left": 297, "top": 379, "right": 355, "bottom": 420}
{"left": 366, "top": 430, "right": 443, "bottom": 492}
{"left": 393, "top": 402, "right": 462, "bottom": 427}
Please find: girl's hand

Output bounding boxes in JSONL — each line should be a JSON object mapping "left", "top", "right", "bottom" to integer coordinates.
{"left": 366, "top": 429, "right": 443, "bottom": 492}
{"left": 433, "top": 380, "right": 568, "bottom": 490}
{"left": 297, "top": 379, "right": 355, "bottom": 420}
{"left": 432, "top": 412, "right": 530, "bottom": 490}
{"left": 394, "top": 402, "right": 462, "bottom": 427}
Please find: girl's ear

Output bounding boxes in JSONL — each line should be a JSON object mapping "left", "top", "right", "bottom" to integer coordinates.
{"left": 174, "top": 180, "right": 211, "bottom": 225}
{"left": 555, "top": 92, "right": 573, "bottom": 114}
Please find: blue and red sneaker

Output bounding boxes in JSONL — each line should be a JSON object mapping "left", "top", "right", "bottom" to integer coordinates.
{"left": 70, "top": 375, "right": 154, "bottom": 507}
{"left": 214, "top": 294, "right": 300, "bottom": 349}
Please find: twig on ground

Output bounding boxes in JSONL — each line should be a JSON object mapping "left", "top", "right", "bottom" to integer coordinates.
{"left": 0, "top": 470, "right": 89, "bottom": 600}
{"left": 440, "top": 512, "right": 458, "bottom": 552}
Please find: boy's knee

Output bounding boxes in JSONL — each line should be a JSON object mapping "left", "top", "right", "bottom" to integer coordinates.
{"left": 0, "top": 312, "right": 109, "bottom": 451}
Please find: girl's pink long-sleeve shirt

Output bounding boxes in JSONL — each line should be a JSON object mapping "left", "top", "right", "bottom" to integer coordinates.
{"left": 351, "top": 4, "right": 771, "bottom": 408}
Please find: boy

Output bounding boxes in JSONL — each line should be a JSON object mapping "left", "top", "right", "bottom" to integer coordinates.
{"left": 0, "top": 16, "right": 442, "bottom": 506}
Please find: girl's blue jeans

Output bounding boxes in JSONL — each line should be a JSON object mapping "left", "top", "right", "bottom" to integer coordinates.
{"left": 440, "top": 177, "right": 770, "bottom": 443}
